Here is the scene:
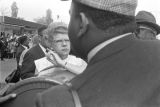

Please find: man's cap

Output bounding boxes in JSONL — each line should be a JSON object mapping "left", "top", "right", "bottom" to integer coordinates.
{"left": 47, "top": 22, "right": 68, "bottom": 34}
{"left": 136, "top": 11, "right": 160, "bottom": 34}
{"left": 74, "top": 0, "right": 137, "bottom": 16}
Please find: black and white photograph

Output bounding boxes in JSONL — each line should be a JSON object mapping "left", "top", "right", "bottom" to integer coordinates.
{"left": 1, "top": 0, "right": 160, "bottom": 107}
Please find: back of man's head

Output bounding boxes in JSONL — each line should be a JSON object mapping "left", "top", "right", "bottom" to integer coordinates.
{"left": 73, "top": 0, "right": 137, "bottom": 30}
{"left": 37, "top": 25, "right": 49, "bottom": 48}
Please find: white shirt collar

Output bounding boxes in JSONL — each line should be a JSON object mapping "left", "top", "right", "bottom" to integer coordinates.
{"left": 39, "top": 44, "right": 47, "bottom": 54}
{"left": 87, "top": 33, "right": 132, "bottom": 62}
{"left": 21, "top": 45, "right": 28, "bottom": 50}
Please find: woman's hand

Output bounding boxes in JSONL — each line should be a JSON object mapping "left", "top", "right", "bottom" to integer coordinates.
{"left": 46, "top": 51, "right": 65, "bottom": 67}
{"left": 46, "top": 52, "right": 57, "bottom": 66}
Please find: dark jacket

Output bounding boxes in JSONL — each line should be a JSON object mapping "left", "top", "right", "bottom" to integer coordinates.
{"left": 36, "top": 34, "right": 160, "bottom": 107}
{"left": 20, "top": 45, "right": 45, "bottom": 79}
{"left": 16, "top": 45, "right": 25, "bottom": 65}
{"left": 0, "top": 39, "right": 7, "bottom": 50}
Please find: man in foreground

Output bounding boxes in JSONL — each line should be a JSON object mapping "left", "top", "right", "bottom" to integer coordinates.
{"left": 36, "top": 0, "right": 160, "bottom": 107}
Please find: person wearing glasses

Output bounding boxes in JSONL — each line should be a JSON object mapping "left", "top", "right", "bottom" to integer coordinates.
{"left": 37, "top": 22, "right": 87, "bottom": 82}
{"left": 135, "top": 11, "right": 160, "bottom": 40}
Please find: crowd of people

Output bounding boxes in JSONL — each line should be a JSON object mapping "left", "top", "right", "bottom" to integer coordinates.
{"left": 1, "top": 0, "right": 160, "bottom": 106}
{"left": 0, "top": 32, "right": 34, "bottom": 61}
{"left": 0, "top": 33, "right": 15, "bottom": 60}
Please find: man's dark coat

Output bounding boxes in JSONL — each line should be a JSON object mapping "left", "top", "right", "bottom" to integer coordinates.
{"left": 36, "top": 34, "right": 160, "bottom": 107}
{"left": 16, "top": 45, "right": 25, "bottom": 65}
{"left": 20, "top": 45, "right": 45, "bottom": 79}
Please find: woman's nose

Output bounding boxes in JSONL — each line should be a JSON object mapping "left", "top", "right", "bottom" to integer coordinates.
{"left": 62, "top": 40, "right": 67, "bottom": 45}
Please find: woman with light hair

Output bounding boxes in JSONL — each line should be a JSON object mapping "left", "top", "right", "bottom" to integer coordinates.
{"left": 37, "top": 22, "right": 87, "bottom": 83}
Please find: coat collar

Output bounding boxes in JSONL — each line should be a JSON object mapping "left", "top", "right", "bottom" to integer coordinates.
{"left": 34, "top": 44, "right": 46, "bottom": 58}
{"left": 71, "top": 34, "right": 136, "bottom": 90}
{"left": 89, "top": 33, "right": 136, "bottom": 65}
{"left": 87, "top": 33, "right": 132, "bottom": 62}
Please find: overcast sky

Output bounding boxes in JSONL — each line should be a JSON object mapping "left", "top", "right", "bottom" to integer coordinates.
{"left": 0, "top": 0, "right": 160, "bottom": 25}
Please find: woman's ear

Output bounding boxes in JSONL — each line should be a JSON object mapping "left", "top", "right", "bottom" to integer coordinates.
{"left": 77, "top": 12, "right": 89, "bottom": 38}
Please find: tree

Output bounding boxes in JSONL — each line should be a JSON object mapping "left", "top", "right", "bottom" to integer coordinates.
{"left": 46, "top": 9, "right": 53, "bottom": 25}
{"left": 34, "top": 9, "right": 53, "bottom": 25}
{"left": 11, "top": 1, "right": 18, "bottom": 18}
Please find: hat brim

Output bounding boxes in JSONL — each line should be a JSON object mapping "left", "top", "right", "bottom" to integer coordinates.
{"left": 136, "top": 20, "right": 160, "bottom": 34}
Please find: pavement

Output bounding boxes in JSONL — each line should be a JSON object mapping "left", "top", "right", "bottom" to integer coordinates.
{"left": 0, "top": 58, "right": 17, "bottom": 83}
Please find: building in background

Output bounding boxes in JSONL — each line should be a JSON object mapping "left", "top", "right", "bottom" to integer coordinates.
{"left": 0, "top": 16, "right": 46, "bottom": 37}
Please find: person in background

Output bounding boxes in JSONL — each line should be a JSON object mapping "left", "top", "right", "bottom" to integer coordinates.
{"left": 18, "top": 35, "right": 36, "bottom": 67}
{"left": 38, "top": 22, "right": 87, "bottom": 81}
{"left": 36, "top": 0, "right": 160, "bottom": 107}
{"left": 16, "top": 36, "right": 29, "bottom": 65}
{"left": 0, "top": 37, "right": 8, "bottom": 61}
{"left": 135, "top": 10, "right": 160, "bottom": 40}
{"left": 9, "top": 40, "right": 16, "bottom": 59}
{"left": 29, "top": 35, "right": 40, "bottom": 48}
{"left": 19, "top": 35, "right": 39, "bottom": 69}
{"left": 20, "top": 26, "right": 49, "bottom": 79}
{"left": 0, "top": 38, "right": 5, "bottom": 60}
{"left": 4, "top": 36, "right": 30, "bottom": 83}
{"left": 0, "top": 83, "right": 16, "bottom": 104}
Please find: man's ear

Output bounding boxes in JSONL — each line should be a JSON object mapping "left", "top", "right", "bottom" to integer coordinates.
{"left": 77, "top": 12, "right": 89, "bottom": 38}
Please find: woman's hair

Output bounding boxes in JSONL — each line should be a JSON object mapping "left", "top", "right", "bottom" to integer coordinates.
{"left": 47, "top": 22, "right": 68, "bottom": 39}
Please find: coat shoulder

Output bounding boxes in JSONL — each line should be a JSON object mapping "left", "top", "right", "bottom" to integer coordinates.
{"left": 36, "top": 85, "right": 75, "bottom": 107}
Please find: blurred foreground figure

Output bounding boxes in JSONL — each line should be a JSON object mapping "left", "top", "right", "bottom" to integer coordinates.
{"left": 135, "top": 11, "right": 160, "bottom": 40}
{"left": 36, "top": 0, "right": 160, "bottom": 107}
{"left": 0, "top": 84, "right": 16, "bottom": 104}
{"left": 0, "top": 94, "right": 16, "bottom": 104}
